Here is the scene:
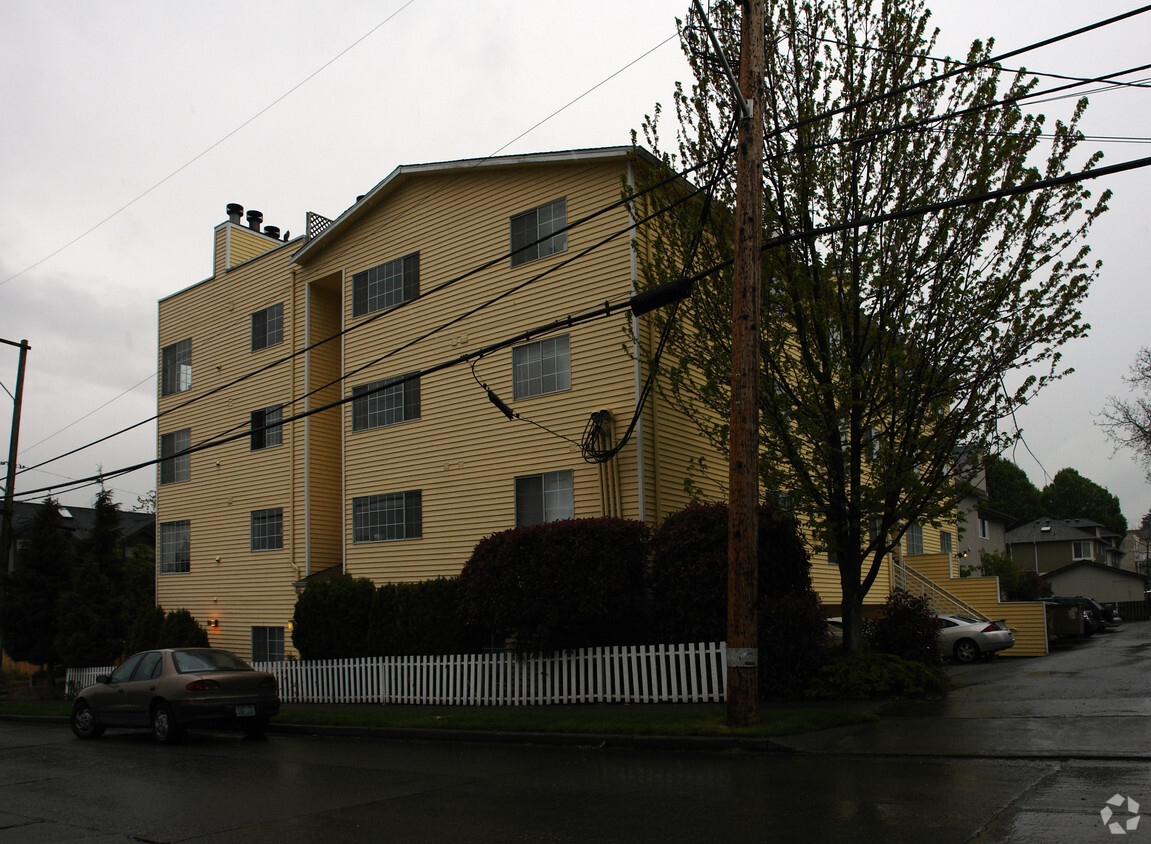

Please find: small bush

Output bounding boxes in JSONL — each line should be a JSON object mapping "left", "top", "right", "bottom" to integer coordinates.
{"left": 457, "top": 518, "right": 649, "bottom": 654}
{"left": 157, "top": 609, "right": 209, "bottom": 648}
{"left": 292, "top": 575, "right": 376, "bottom": 659}
{"left": 759, "top": 588, "right": 829, "bottom": 700}
{"left": 806, "top": 652, "right": 952, "bottom": 700}
{"left": 368, "top": 578, "right": 469, "bottom": 655}
{"left": 126, "top": 605, "right": 165, "bottom": 654}
{"left": 867, "top": 589, "right": 942, "bottom": 666}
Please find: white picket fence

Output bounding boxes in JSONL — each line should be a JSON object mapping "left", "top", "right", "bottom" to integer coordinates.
{"left": 66, "top": 642, "right": 728, "bottom": 706}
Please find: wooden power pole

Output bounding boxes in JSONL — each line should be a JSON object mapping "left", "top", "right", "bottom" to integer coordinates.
{"left": 726, "top": 0, "right": 765, "bottom": 727}
{"left": 1, "top": 337, "right": 29, "bottom": 576}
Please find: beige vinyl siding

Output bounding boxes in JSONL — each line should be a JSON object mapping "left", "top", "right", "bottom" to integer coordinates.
{"left": 296, "top": 159, "right": 643, "bottom": 583}
{"left": 157, "top": 244, "right": 299, "bottom": 659}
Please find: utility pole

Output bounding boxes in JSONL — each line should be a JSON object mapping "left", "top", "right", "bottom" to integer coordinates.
{"left": 1, "top": 337, "right": 30, "bottom": 575}
{"left": 726, "top": 0, "right": 765, "bottom": 727}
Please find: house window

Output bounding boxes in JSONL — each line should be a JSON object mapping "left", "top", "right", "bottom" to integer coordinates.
{"left": 351, "top": 375, "right": 420, "bottom": 431}
{"left": 940, "top": 531, "right": 953, "bottom": 555}
{"left": 827, "top": 549, "right": 839, "bottom": 566}
{"left": 352, "top": 252, "right": 419, "bottom": 318}
{"left": 510, "top": 198, "right": 567, "bottom": 267}
{"left": 1072, "top": 540, "right": 1093, "bottom": 561}
{"left": 251, "top": 303, "right": 283, "bottom": 351}
{"left": 250, "top": 405, "right": 283, "bottom": 450}
{"left": 161, "top": 339, "right": 192, "bottom": 396}
{"left": 352, "top": 491, "right": 422, "bottom": 542}
{"left": 251, "top": 508, "right": 283, "bottom": 551}
{"left": 159, "top": 520, "right": 190, "bottom": 573}
{"left": 515, "top": 470, "right": 574, "bottom": 527}
{"left": 251, "top": 627, "right": 284, "bottom": 663}
{"left": 906, "top": 524, "right": 924, "bottom": 556}
{"left": 159, "top": 428, "right": 190, "bottom": 485}
{"left": 978, "top": 518, "right": 990, "bottom": 540}
{"left": 513, "top": 335, "right": 570, "bottom": 399}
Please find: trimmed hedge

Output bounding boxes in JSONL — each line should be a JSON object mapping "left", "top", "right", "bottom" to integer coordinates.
{"left": 457, "top": 518, "right": 649, "bottom": 654}
{"left": 367, "top": 578, "right": 470, "bottom": 656}
{"left": 806, "top": 652, "right": 952, "bottom": 700}
{"left": 291, "top": 575, "right": 376, "bottom": 660}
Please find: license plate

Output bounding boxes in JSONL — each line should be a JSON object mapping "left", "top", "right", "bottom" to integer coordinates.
{"left": 235, "top": 705, "right": 256, "bottom": 718}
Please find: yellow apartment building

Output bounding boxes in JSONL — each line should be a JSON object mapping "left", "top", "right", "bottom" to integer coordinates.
{"left": 156, "top": 146, "right": 1045, "bottom": 661}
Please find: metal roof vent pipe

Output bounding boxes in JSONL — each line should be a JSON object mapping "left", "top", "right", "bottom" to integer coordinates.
{"left": 226, "top": 203, "right": 244, "bottom": 225}
{"left": 264, "top": 225, "right": 280, "bottom": 239}
{"left": 246, "top": 210, "right": 263, "bottom": 231}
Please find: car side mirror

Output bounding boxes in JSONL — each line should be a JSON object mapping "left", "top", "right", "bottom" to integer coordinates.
{"left": 95, "top": 675, "right": 110, "bottom": 684}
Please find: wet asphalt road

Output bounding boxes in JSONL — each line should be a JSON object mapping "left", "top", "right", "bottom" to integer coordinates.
{"left": 1, "top": 623, "right": 1149, "bottom": 843}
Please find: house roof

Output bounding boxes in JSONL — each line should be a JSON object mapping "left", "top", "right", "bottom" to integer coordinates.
{"left": 292, "top": 146, "right": 663, "bottom": 266}
{"left": 10, "top": 501, "right": 154, "bottom": 546}
{"left": 1006, "top": 518, "right": 1102, "bottom": 544}
{"left": 1042, "top": 559, "right": 1149, "bottom": 583}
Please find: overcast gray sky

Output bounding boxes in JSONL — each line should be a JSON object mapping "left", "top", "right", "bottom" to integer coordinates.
{"left": 2, "top": 1, "right": 1149, "bottom": 526}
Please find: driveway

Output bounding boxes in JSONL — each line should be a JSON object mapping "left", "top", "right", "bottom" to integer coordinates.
{"left": 778, "top": 618, "right": 1151, "bottom": 759}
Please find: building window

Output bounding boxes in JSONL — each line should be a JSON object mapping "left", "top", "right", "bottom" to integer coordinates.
{"left": 510, "top": 198, "right": 567, "bottom": 267}
{"left": 159, "top": 428, "right": 190, "bottom": 485}
{"left": 352, "top": 491, "right": 422, "bottom": 542}
{"left": 251, "top": 508, "right": 283, "bottom": 551}
{"left": 252, "top": 627, "right": 284, "bottom": 663}
{"left": 352, "top": 252, "right": 419, "bottom": 318}
{"left": 251, "top": 303, "right": 283, "bottom": 351}
{"left": 250, "top": 405, "right": 283, "bottom": 450}
{"left": 978, "top": 518, "right": 990, "bottom": 540}
{"left": 351, "top": 375, "right": 420, "bottom": 431}
{"left": 940, "top": 531, "right": 953, "bottom": 555}
{"left": 161, "top": 339, "right": 191, "bottom": 396}
{"left": 159, "top": 520, "right": 190, "bottom": 573}
{"left": 906, "top": 524, "right": 924, "bottom": 556}
{"left": 827, "top": 549, "right": 839, "bottom": 566}
{"left": 1072, "top": 540, "right": 1093, "bottom": 561}
{"left": 515, "top": 470, "right": 574, "bottom": 527}
{"left": 513, "top": 335, "right": 570, "bottom": 399}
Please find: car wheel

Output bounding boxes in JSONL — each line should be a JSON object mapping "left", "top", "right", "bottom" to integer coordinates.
{"left": 151, "top": 702, "right": 182, "bottom": 744}
{"left": 953, "top": 639, "right": 979, "bottom": 664}
{"left": 70, "top": 700, "right": 105, "bottom": 739}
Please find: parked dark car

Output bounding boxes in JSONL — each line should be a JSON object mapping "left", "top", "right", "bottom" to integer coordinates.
{"left": 71, "top": 648, "right": 280, "bottom": 743}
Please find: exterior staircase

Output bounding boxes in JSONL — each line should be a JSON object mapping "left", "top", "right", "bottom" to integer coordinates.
{"left": 897, "top": 553, "right": 1049, "bottom": 657}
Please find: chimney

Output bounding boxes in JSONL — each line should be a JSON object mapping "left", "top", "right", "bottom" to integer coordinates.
{"left": 226, "top": 203, "right": 244, "bottom": 225}
{"left": 246, "top": 209, "right": 263, "bottom": 231}
{"left": 264, "top": 225, "right": 280, "bottom": 239}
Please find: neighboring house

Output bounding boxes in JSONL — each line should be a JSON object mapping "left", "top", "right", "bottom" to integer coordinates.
{"left": 1006, "top": 518, "right": 1125, "bottom": 573}
{"left": 156, "top": 147, "right": 742, "bottom": 661}
{"left": 952, "top": 458, "right": 1013, "bottom": 567}
{"left": 1119, "top": 527, "right": 1151, "bottom": 576}
{"left": 3, "top": 500, "right": 154, "bottom": 573}
{"left": 1042, "top": 560, "right": 1148, "bottom": 606}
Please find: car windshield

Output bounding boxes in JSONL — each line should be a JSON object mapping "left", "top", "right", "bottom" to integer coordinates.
{"left": 172, "top": 649, "right": 253, "bottom": 674}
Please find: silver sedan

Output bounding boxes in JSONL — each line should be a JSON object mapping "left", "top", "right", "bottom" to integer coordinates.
{"left": 937, "top": 614, "right": 1015, "bottom": 663}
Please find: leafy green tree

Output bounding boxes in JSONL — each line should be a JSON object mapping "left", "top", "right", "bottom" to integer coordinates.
{"left": 1040, "top": 467, "right": 1127, "bottom": 535}
{"left": 983, "top": 456, "right": 1042, "bottom": 526}
{"left": 635, "top": 0, "right": 1106, "bottom": 650}
{"left": 0, "top": 498, "right": 74, "bottom": 668}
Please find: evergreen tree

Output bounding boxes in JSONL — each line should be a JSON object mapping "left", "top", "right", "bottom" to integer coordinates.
{"left": 1041, "top": 467, "right": 1127, "bottom": 535}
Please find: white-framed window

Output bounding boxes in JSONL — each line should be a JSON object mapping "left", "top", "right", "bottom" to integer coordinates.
{"left": 251, "top": 627, "right": 284, "bottom": 662}
{"left": 352, "top": 252, "right": 419, "bottom": 317}
{"left": 251, "top": 303, "right": 284, "bottom": 351}
{"left": 906, "top": 524, "right": 924, "bottom": 556}
{"left": 1072, "top": 540, "right": 1093, "bottom": 561}
{"left": 512, "top": 335, "right": 570, "bottom": 399}
{"left": 159, "top": 520, "right": 190, "bottom": 573}
{"left": 159, "top": 428, "right": 190, "bottom": 485}
{"left": 940, "top": 531, "right": 953, "bottom": 555}
{"left": 351, "top": 375, "right": 420, "bottom": 431}
{"left": 250, "top": 405, "right": 283, "bottom": 450}
{"left": 978, "top": 518, "right": 990, "bottom": 540}
{"left": 161, "top": 339, "right": 192, "bottom": 396}
{"left": 515, "top": 470, "right": 574, "bottom": 527}
{"left": 352, "top": 491, "right": 422, "bottom": 542}
{"left": 251, "top": 508, "right": 283, "bottom": 551}
{"left": 510, "top": 198, "right": 566, "bottom": 267}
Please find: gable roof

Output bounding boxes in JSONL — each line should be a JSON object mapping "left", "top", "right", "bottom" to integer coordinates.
{"left": 1043, "top": 559, "right": 1149, "bottom": 583}
{"left": 10, "top": 501, "right": 154, "bottom": 546}
{"left": 292, "top": 146, "right": 660, "bottom": 266}
{"left": 1006, "top": 518, "right": 1102, "bottom": 545}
